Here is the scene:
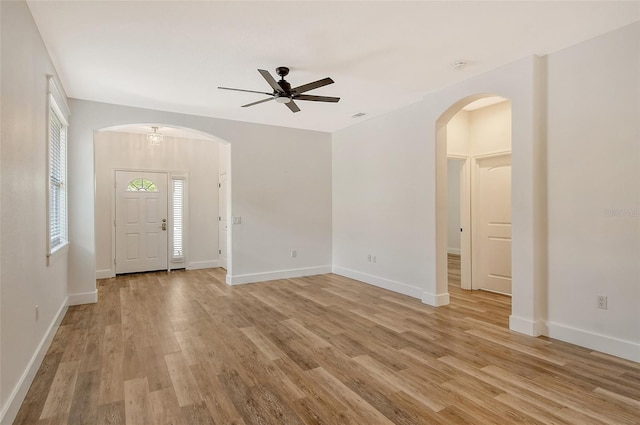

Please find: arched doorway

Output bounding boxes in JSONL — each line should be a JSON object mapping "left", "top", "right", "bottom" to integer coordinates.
{"left": 92, "top": 124, "right": 232, "bottom": 279}
{"left": 440, "top": 96, "right": 514, "bottom": 326}
{"left": 435, "top": 93, "right": 528, "bottom": 334}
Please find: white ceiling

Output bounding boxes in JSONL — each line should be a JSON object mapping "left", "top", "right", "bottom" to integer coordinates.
{"left": 27, "top": 1, "right": 640, "bottom": 133}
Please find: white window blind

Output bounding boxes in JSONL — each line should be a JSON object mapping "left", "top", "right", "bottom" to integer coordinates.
{"left": 49, "top": 102, "right": 67, "bottom": 252}
{"left": 172, "top": 179, "right": 184, "bottom": 260}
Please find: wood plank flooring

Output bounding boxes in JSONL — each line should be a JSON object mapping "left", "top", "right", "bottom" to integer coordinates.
{"left": 14, "top": 265, "right": 640, "bottom": 424}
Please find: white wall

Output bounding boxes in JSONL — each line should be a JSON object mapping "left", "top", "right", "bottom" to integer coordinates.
{"left": 332, "top": 103, "right": 432, "bottom": 298}
{"left": 448, "top": 100, "right": 512, "bottom": 157}
{"left": 94, "top": 131, "right": 220, "bottom": 276}
{"left": 0, "top": 1, "right": 69, "bottom": 422}
{"left": 446, "top": 110, "right": 470, "bottom": 156}
{"left": 219, "top": 142, "right": 230, "bottom": 176}
{"left": 546, "top": 22, "right": 640, "bottom": 359}
{"left": 447, "top": 159, "right": 462, "bottom": 254}
{"left": 68, "top": 100, "right": 333, "bottom": 298}
{"left": 469, "top": 101, "right": 512, "bottom": 156}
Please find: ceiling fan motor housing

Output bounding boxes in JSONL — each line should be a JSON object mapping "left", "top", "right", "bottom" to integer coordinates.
{"left": 278, "top": 80, "right": 292, "bottom": 94}
{"left": 276, "top": 66, "right": 290, "bottom": 78}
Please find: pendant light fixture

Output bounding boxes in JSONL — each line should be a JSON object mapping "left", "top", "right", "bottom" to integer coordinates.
{"left": 147, "top": 126, "right": 163, "bottom": 145}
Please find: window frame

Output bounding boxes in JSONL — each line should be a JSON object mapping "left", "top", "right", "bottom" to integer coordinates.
{"left": 46, "top": 76, "right": 71, "bottom": 263}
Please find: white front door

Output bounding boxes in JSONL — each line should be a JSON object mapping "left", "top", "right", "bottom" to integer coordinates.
{"left": 218, "top": 173, "right": 228, "bottom": 270}
{"left": 475, "top": 155, "right": 512, "bottom": 294}
{"left": 115, "top": 171, "right": 168, "bottom": 274}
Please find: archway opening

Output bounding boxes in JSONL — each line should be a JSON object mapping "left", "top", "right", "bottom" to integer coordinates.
{"left": 92, "top": 123, "right": 232, "bottom": 280}
{"left": 436, "top": 95, "right": 513, "bottom": 327}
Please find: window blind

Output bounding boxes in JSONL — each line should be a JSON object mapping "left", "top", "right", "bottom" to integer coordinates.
{"left": 172, "top": 179, "right": 184, "bottom": 259}
{"left": 49, "top": 108, "right": 67, "bottom": 251}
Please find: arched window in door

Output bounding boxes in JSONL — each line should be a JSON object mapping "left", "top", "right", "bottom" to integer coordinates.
{"left": 126, "top": 178, "right": 158, "bottom": 192}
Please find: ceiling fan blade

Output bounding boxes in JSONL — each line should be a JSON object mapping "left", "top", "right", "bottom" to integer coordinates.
{"left": 285, "top": 100, "right": 300, "bottom": 113}
{"left": 292, "top": 77, "right": 334, "bottom": 95}
{"left": 295, "top": 94, "right": 340, "bottom": 103}
{"left": 218, "top": 86, "right": 272, "bottom": 95}
{"left": 258, "top": 69, "right": 285, "bottom": 94}
{"left": 241, "top": 97, "right": 275, "bottom": 107}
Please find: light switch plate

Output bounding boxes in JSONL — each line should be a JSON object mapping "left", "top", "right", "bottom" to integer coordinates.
{"left": 233, "top": 216, "right": 242, "bottom": 224}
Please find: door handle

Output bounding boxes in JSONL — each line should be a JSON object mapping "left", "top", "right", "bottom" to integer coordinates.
{"left": 162, "top": 218, "right": 167, "bottom": 231}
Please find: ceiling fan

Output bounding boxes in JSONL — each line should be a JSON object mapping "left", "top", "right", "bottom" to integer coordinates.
{"left": 218, "top": 67, "right": 340, "bottom": 113}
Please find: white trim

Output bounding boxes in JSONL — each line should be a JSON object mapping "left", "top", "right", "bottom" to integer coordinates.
{"left": 459, "top": 158, "right": 471, "bottom": 290}
{"left": 421, "top": 291, "right": 450, "bottom": 307}
{"left": 96, "top": 269, "right": 114, "bottom": 279}
{"left": 187, "top": 260, "right": 219, "bottom": 270}
{"left": 509, "top": 315, "right": 544, "bottom": 336}
{"left": 447, "top": 248, "right": 461, "bottom": 255}
{"left": 482, "top": 288, "right": 512, "bottom": 297}
{"left": 472, "top": 150, "right": 512, "bottom": 160}
{"left": 47, "top": 75, "right": 70, "bottom": 120}
{"left": 46, "top": 242, "right": 69, "bottom": 267}
{"left": 0, "top": 297, "right": 68, "bottom": 425}
{"left": 332, "top": 266, "right": 423, "bottom": 299}
{"left": 68, "top": 291, "right": 98, "bottom": 306}
{"left": 227, "top": 266, "right": 332, "bottom": 285}
{"left": 545, "top": 321, "right": 640, "bottom": 363}
{"left": 447, "top": 153, "right": 468, "bottom": 160}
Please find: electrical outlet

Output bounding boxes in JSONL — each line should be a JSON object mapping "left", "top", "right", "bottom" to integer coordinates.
{"left": 597, "top": 295, "right": 608, "bottom": 310}
{"left": 291, "top": 249, "right": 297, "bottom": 258}
{"left": 35, "top": 305, "right": 39, "bottom": 321}
{"left": 367, "top": 254, "right": 371, "bottom": 262}
{"left": 372, "top": 255, "right": 377, "bottom": 263}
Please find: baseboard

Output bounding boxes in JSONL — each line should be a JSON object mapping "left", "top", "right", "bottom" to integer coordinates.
{"left": 509, "top": 315, "right": 544, "bottom": 336}
{"left": 227, "top": 265, "right": 332, "bottom": 285}
{"left": 447, "top": 248, "right": 461, "bottom": 255}
{"left": 546, "top": 321, "right": 640, "bottom": 363}
{"left": 187, "top": 260, "right": 220, "bottom": 270}
{"left": 332, "top": 266, "right": 423, "bottom": 299}
{"left": 95, "top": 269, "right": 113, "bottom": 279}
{"left": 68, "top": 290, "right": 98, "bottom": 306}
{"left": 0, "top": 297, "right": 68, "bottom": 425}
{"left": 421, "top": 291, "right": 450, "bottom": 307}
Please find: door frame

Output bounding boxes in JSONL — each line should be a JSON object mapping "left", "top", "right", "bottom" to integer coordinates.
{"left": 110, "top": 168, "right": 188, "bottom": 277}
{"left": 447, "top": 155, "right": 471, "bottom": 290}
{"left": 470, "top": 151, "right": 512, "bottom": 291}
{"left": 218, "top": 172, "right": 228, "bottom": 270}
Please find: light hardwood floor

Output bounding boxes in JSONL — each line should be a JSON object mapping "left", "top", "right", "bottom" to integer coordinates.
{"left": 13, "top": 265, "right": 640, "bottom": 424}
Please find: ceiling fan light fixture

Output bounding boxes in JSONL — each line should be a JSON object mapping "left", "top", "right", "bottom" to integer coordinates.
{"left": 147, "top": 126, "right": 163, "bottom": 144}
{"left": 218, "top": 67, "right": 339, "bottom": 113}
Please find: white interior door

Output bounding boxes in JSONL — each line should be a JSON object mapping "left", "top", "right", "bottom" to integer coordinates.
{"left": 218, "top": 173, "right": 228, "bottom": 270}
{"left": 474, "top": 155, "right": 512, "bottom": 294}
{"left": 115, "top": 171, "right": 168, "bottom": 274}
